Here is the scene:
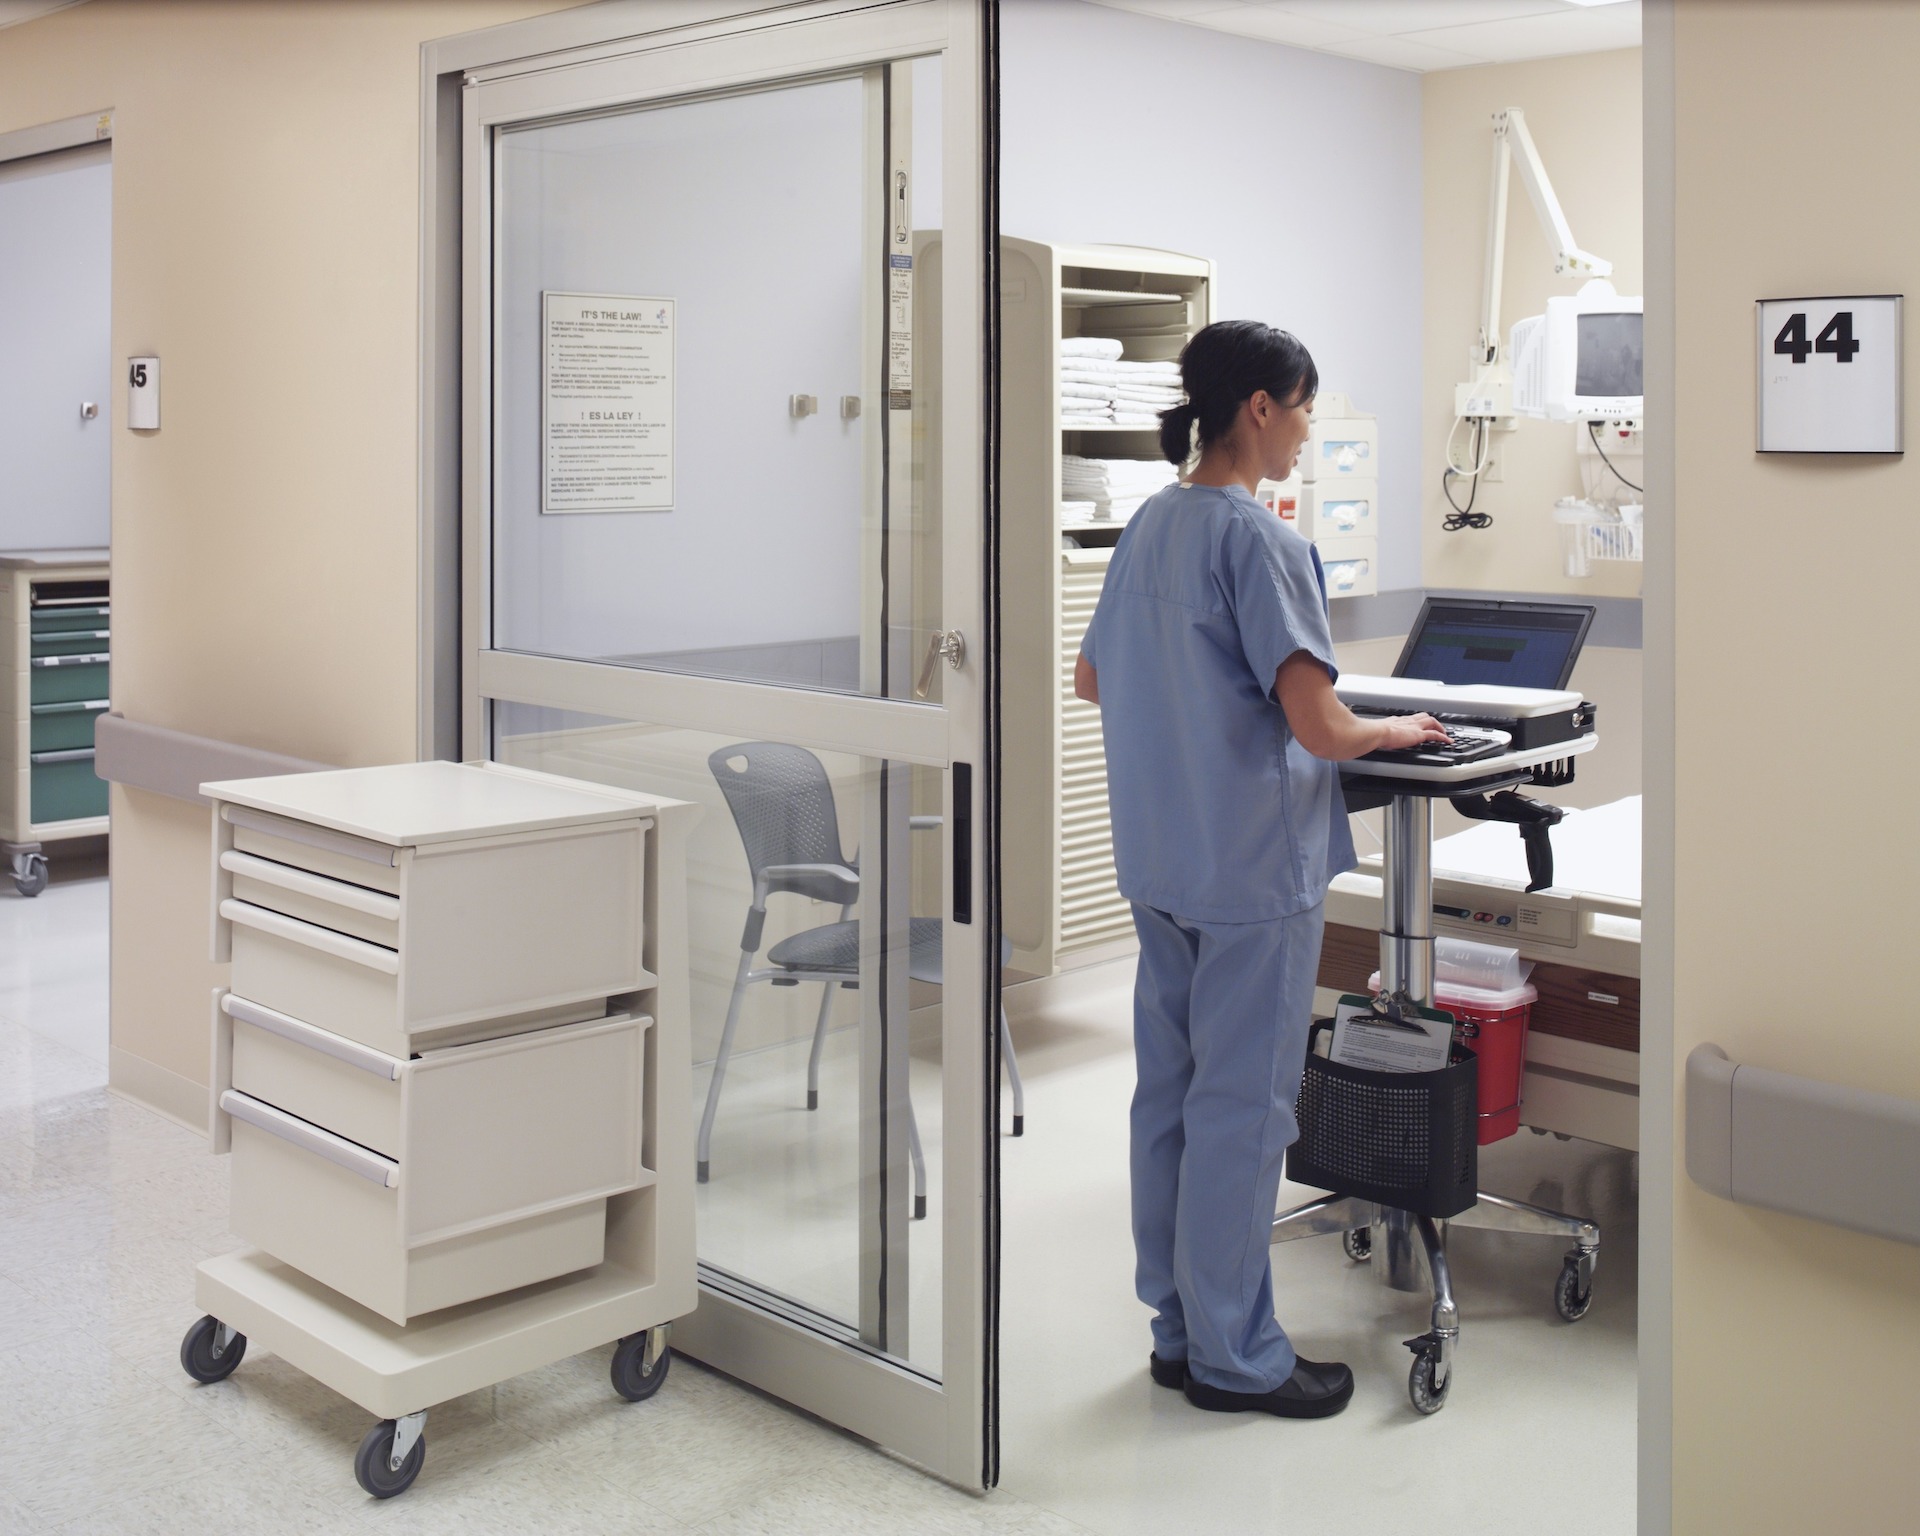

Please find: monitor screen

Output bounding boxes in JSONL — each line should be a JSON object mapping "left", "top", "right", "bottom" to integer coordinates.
{"left": 1395, "top": 600, "right": 1593, "bottom": 690}
{"left": 1574, "top": 311, "right": 1643, "bottom": 398}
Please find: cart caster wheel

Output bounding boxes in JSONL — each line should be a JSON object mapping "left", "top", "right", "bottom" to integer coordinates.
{"left": 1554, "top": 1258, "right": 1594, "bottom": 1322}
{"left": 1408, "top": 1351, "right": 1450, "bottom": 1415}
{"left": 355, "top": 1419, "right": 426, "bottom": 1499}
{"left": 13, "top": 856, "right": 47, "bottom": 898}
{"left": 179, "top": 1315, "right": 246, "bottom": 1384}
{"left": 1340, "top": 1227, "right": 1372, "bottom": 1263}
{"left": 611, "top": 1333, "right": 672, "bottom": 1402}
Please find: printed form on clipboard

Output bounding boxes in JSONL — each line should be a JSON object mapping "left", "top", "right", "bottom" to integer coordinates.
{"left": 1326, "top": 995, "right": 1454, "bottom": 1074}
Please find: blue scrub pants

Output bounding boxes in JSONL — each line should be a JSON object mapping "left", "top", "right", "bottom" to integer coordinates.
{"left": 1129, "top": 900, "right": 1325, "bottom": 1395}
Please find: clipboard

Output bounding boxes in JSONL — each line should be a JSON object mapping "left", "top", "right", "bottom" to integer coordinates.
{"left": 1326, "top": 993, "right": 1455, "bottom": 1074}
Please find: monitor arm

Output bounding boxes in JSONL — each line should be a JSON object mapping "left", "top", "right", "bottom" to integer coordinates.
{"left": 1450, "top": 789, "right": 1565, "bottom": 894}
{"left": 1478, "top": 108, "right": 1613, "bottom": 365}
{"left": 1455, "top": 109, "right": 1614, "bottom": 428}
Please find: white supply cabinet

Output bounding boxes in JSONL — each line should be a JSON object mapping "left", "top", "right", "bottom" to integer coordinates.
{"left": 185, "top": 760, "right": 697, "bottom": 1499}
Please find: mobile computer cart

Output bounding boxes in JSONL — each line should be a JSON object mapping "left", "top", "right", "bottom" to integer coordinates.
{"left": 177, "top": 762, "right": 698, "bottom": 1497}
{"left": 1271, "top": 736, "right": 1603, "bottom": 1415}
{"left": 0, "top": 550, "right": 110, "bottom": 896}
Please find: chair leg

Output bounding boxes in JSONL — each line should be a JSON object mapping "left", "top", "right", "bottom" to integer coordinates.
{"left": 697, "top": 949, "right": 756, "bottom": 1184}
{"left": 999, "top": 1008, "right": 1025, "bottom": 1136}
{"left": 805, "top": 981, "right": 838, "bottom": 1111}
{"left": 905, "top": 1096, "right": 927, "bottom": 1222}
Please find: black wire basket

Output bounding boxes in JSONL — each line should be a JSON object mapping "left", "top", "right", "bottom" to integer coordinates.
{"left": 1287, "top": 1020, "right": 1479, "bottom": 1220}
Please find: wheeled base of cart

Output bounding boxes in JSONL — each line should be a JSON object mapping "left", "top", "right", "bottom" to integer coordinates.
{"left": 1270, "top": 1192, "right": 1599, "bottom": 1414}
{"left": 1272, "top": 751, "right": 1603, "bottom": 1415}
{"left": 3, "top": 839, "right": 50, "bottom": 897}
{"left": 181, "top": 1247, "right": 685, "bottom": 1498}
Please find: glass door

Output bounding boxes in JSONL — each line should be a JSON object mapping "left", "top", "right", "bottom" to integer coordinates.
{"left": 459, "top": 1, "right": 996, "bottom": 1484}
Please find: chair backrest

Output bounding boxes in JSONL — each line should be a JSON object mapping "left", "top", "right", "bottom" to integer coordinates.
{"left": 708, "top": 741, "right": 847, "bottom": 885}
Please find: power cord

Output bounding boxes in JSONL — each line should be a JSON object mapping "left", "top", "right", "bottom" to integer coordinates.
{"left": 1587, "top": 420, "right": 1643, "bottom": 493}
{"left": 1442, "top": 417, "right": 1493, "bottom": 531}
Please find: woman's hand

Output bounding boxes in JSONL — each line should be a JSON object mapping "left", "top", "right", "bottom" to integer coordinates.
{"left": 1275, "top": 654, "right": 1452, "bottom": 760}
{"left": 1374, "top": 713, "right": 1448, "bottom": 750}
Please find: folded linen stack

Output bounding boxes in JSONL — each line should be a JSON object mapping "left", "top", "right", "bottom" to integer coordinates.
{"left": 1059, "top": 336, "right": 1185, "bottom": 427}
{"left": 1061, "top": 454, "right": 1180, "bottom": 522}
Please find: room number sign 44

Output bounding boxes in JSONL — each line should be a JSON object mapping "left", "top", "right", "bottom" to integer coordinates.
{"left": 1755, "top": 295, "right": 1901, "bottom": 453}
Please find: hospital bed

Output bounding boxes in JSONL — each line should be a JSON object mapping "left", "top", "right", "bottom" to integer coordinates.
{"left": 1315, "top": 795, "right": 1643, "bottom": 1150}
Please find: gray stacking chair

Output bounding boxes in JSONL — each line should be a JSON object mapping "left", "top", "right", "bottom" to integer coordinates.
{"left": 699, "top": 741, "right": 1023, "bottom": 1219}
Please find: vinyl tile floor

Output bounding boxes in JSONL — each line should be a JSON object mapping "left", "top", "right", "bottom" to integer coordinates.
{"left": 0, "top": 858, "right": 1639, "bottom": 1533}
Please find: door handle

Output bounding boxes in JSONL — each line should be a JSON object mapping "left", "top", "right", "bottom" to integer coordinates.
{"left": 914, "top": 631, "right": 965, "bottom": 699}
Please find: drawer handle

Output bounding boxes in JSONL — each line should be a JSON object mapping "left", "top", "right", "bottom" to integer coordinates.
{"left": 30, "top": 699, "right": 108, "bottom": 716}
{"left": 30, "top": 653, "right": 107, "bottom": 668}
{"left": 221, "top": 899, "right": 400, "bottom": 974}
{"left": 31, "top": 630, "right": 109, "bottom": 644}
{"left": 223, "top": 993, "right": 403, "bottom": 1080}
{"left": 221, "top": 849, "right": 401, "bottom": 921}
{"left": 223, "top": 804, "right": 397, "bottom": 869}
{"left": 220, "top": 1089, "right": 399, "bottom": 1187}
{"left": 1587, "top": 990, "right": 1621, "bottom": 1006}
{"left": 30, "top": 748, "right": 95, "bottom": 765}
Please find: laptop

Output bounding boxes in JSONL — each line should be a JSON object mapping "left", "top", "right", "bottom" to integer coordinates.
{"left": 1391, "top": 597, "right": 1595, "bottom": 692}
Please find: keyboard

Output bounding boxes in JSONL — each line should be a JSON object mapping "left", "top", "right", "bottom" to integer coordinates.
{"left": 1357, "top": 724, "right": 1512, "bottom": 768}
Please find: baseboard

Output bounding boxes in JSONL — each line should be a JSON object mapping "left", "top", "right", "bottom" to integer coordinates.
{"left": 108, "top": 1046, "right": 208, "bottom": 1138}
{"left": 1003, "top": 950, "right": 1134, "bottom": 1024}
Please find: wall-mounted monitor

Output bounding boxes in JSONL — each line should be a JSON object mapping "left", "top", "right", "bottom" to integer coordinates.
{"left": 1510, "top": 282, "right": 1643, "bottom": 423}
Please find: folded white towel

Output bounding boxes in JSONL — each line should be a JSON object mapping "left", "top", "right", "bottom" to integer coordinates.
{"left": 1062, "top": 500, "right": 1100, "bottom": 520}
{"left": 1061, "top": 364, "right": 1183, "bottom": 386}
{"left": 1060, "top": 336, "right": 1124, "bottom": 360}
{"left": 1060, "top": 380, "right": 1116, "bottom": 401}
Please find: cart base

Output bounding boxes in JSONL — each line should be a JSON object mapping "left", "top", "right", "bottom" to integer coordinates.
{"left": 195, "top": 1246, "right": 687, "bottom": 1420}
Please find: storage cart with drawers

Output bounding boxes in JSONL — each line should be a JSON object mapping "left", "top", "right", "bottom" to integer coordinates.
{"left": 179, "top": 760, "right": 697, "bottom": 1498}
{"left": 0, "top": 549, "right": 110, "bottom": 896}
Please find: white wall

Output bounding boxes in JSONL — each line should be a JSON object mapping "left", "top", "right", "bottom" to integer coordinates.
{"left": 0, "top": 139, "right": 110, "bottom": 550}
{"left": 1001, "top": 0, "right": 1426, "bottom": 591}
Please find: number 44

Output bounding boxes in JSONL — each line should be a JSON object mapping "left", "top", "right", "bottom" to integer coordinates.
{"left": 1774, "top": 310, "right": 1860, "bottom": 364}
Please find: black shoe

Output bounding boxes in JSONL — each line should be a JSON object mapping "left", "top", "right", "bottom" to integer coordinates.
{"left": 1148, "top": 1351, "right": 1188, "bottom": 1388}
{"left": 1182, "top": 1357, "right": 1354, "bottom": 1419}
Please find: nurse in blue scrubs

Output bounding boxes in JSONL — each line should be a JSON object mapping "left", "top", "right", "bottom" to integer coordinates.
{"left": 1075, "top": 321, "right": 1445, "bottom": 1419}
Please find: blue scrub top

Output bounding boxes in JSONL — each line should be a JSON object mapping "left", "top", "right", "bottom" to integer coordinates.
{"left": 1080, "top": 482, "right": 1356, "bottom": 924}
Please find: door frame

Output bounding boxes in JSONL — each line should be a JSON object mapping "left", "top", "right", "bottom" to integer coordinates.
{"left": 420, "top": 0, "right": 1001, "bottom": 1485}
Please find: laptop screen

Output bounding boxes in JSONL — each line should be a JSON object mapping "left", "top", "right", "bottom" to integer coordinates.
{"left": 1393, "top": 599, "right": 1594, "bottom": 691}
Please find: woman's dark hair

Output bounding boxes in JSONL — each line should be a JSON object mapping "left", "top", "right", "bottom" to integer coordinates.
{"left": 1157, "top": 320, "right": 1318, "bottom": 466}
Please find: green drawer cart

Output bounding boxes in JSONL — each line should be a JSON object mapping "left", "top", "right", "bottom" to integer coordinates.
{"left": 0, "top": 552, "right": 110, "bottom": 896}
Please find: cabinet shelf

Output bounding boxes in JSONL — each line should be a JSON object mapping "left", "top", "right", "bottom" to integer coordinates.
{"left": 1060, "top": 286, "right": 1187, "bottom": 308}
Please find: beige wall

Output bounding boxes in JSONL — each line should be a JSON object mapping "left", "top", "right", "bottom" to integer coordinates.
{"left": 1659, "top": 3, "right": 1920, "bottom": 1528}
{"left": 1422, "top": 48, "right": 1643, "bottom": 598}
{"left": 0, "top": 0, "right": 574, "bottom": 1124}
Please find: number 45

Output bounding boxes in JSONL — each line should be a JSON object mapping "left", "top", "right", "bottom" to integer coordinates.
{"left": 1774, "top": 311, "right": 1860, "bottom": 363}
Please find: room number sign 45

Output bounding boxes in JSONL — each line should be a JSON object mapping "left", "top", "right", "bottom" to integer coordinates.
{"left": 1756, "top": 295, "right": 1901, "bottom": 453}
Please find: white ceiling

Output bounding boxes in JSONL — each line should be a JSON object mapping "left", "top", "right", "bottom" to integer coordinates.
{"left": 0, "top": 0, "right": 87, "bottom": 31}
{"left": 1083, "top": 0, "right": 1642, "bottom": 72}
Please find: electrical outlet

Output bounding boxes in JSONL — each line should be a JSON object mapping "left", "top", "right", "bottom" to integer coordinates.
{"left": 1482, "top": 454, "right": 1502, "bottom": 483}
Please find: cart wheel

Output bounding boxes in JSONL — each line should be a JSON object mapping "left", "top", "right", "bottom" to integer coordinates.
{"left": 13, "top": 856, "right": 47, "bottom": 898}
{"left": 1340, "top": 1227, "right": 1372, "bottom": 1263}
{"left": 1408, "top": 1351, "right": 1450, "bottom": 1415}
{"left": 354, "top": 1419, "right": 426, "bottom": 1499}
{"left": 1554, "top": 1258, "right": 1594, "bottom": 1322}
{"left": 610, "top": 1333, "right": 672, "bottom": 1403}
{"left": 178, "top": 1315, "right": 247, "bottom": 1384}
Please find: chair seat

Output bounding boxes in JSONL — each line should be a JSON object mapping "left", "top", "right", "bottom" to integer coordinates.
{"left": 767, "top": 918, "right": 1010, "bottom": 985}
{"left": 769, "top": 917, "right": 945, "bottom": 983}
